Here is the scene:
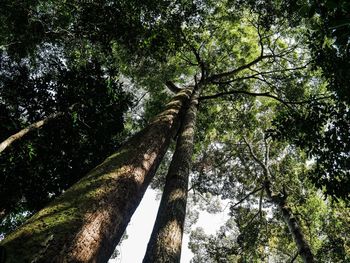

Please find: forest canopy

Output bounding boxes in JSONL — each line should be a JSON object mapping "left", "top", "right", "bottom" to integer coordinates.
{"left": 0, "top": 0, "right": 349, "bottom": 262}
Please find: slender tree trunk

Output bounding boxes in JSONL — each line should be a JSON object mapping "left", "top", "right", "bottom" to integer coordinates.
{"left": 264, "top": 182, "right": 315, "bottom": 263}
{"left": 143, "top": 86, "right": 200, "bottom": 263}
{"left": 0, "top": 112, "right": 65, "bottom": 154}
{"left": 0, "top": 89, "right": 192, "bottom": 263}
{"left": 0, "top": 209, "right": 6, "bottom": 223}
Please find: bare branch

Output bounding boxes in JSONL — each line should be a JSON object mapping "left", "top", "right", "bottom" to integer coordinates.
{"left": 0, "top": 112, "right": 66, "bottom": 154}
{"left": 256, "top": 19, "right": 265, "bottom": 57}
{"left": 250, "top": 63, "right": 310, "bottom": 76}
{"left": 181, "top": 30, "right": 207, "bottom": 79}
{"left": 207, "top": 54, "right": 274, "bottom": 83}
{"left": 230, "top": 186, "right": 264, "bottom": 209}
{"left": 199, "top": 89, "right": 293, "bottom": 109}
{"left": 289, "top": 251, "right": 299, "bottom": 263}
{"left": 243, "top": 136, "right": 270, "bottom": 177}
{"left": 259, "top": 189, "right": 264, "bottom": 220}
{"left": 165, "top": 81, "right": 182, "bottom": 93}
{"left": 179, "top": 52, "right": 198, "bottom": 66}
{"left": 210, "top": 61, "right": 308, "bottom": 85}
{"left": 263, "top": 136, "right": 270, "bottom": 167}
{"left": 199, "top": 88, "right": 331, "bottom": 109}
{"left": 244, "top": 210, "right": 261, "bottom": 228}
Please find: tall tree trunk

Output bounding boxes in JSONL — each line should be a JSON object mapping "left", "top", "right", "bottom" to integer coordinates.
{"left": 264, "top": 182, "right": 315, "bottom": 263}
{"left": 0, "top": 88, "right": 192, "bottom": 263}
{"left": 143, "top": 86, "right": 200, "bottom": 263}
{"left": 0, "top": 112, "right": 65, "bottom": 154}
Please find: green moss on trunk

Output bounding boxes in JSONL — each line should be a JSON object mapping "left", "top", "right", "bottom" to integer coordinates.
{"left": 0, "top": 89, "right": 192, "bottom": 263}
{"left": 143, "top": 86, "right": 200, "bottom": 263}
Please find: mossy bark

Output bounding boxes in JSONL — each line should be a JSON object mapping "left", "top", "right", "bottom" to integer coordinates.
{"left": 0, "top": 89, "right": 192, "bottom": 263}
{"left": 143, "top": 87, "right": 199, "bottom": 263}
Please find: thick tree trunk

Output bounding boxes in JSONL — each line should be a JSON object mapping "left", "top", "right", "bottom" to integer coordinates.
{"left": 0, "top": 89, "right": 192, "bottom": 263}
{"left": 0, "top": 112, "right": 66, "bottom": 154}
{"left": 264, "top": 182, "right": 315, "bottom": 263}
{"left": 143, "top": 87, "right": 199, "bottom": 263}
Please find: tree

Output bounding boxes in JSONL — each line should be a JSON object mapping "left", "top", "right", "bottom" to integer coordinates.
{"left": 140, "top": 2, "right": 318, "bottom": 258}
{"left": 188, "top": 96, "right": 348, "bottom": 262}
{"left": 243, "top": 138, "right": 314, "bottom": 263}
{"left": 0, "top": 0, "right": 199, "bottom": 231}
{"left": 0, "top": 0, "right": 201, "bottom": 260}
{"left": 1, "top": 1, "right": 349, "bottom": 262}
{"left": 143, "top": 84, "right": 200, "bottom": 262}
{"left": 0, "top": 57, "right": 132, "bottom": 228}
{"left": 0, "top": 88, "right": 191, "bottom": 262}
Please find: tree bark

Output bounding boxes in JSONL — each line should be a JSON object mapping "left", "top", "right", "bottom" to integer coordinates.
{"left": 0, "top": 88, "right": 192, "bottom": 263}
{"left": 143, "top": 86, "right": 200, "bottom": 263}
{"left": 0, "top": 209, "right": 6, "bottom": 223}
{"left": 264, "top": 182, "right": 315, "bottom": 263}
{"left": 0, "top": 112, "right": 65, "bottom": 154}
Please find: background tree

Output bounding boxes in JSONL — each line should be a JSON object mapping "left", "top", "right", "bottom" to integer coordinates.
{"left": 254, "top": 0, "right": 350, "bottom": 200}
{"left": 189, "top": 96, "right": 349, "bottom": 262}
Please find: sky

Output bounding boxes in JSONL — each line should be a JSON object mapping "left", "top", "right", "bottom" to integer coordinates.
{"left": 108, "top": 188, "right": 229, "bottom": 263}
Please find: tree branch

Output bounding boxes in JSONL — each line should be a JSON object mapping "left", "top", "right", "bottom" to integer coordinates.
{"left": 207, "top": 54, "right": 274, "bottom": 83}
{"left": 289, "top": 251, "right": 299, "bottom": 263}
{"left": 165, "top": 81, "right": 182, "bottom": 93}
{"left": 199, "top": 89, "right": 294, "bottom": 108}
{"left": 230, "top": 186, "right": 264, "bottom": 209}
{"left": 199, "top": 88, "right": 331, "bottom": 110}
{"left": 181, "top": 30, "right": 207, "bottom": 79}
{"left": 0, "top": 112, "right": 66, "bottom": 154}
{"left": 243, "top": 136, "right": 270, "bottom": 177}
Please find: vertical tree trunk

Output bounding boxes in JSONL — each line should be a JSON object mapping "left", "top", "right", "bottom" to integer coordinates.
{"left": 0, "top": 112, "right": 65, "bottom": 154}
{"left": 0, "top": 209, "right": 6, "bottom": 223}
{"left": 143, "top": 86, "right": 200, "bottom": 263}
{"left": 264, "top": 182, "right": 315, "bottom": 263}
{"left": 0, "top": 88, "right": 192, "bottom": 263}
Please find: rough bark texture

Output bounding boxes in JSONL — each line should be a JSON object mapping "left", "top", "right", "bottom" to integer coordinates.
{"left": 265, "top": 182, "right": 315, "bottom": 263}
{"left": 143, "top": 87, "right": 199, "bottom": 263}
{"left": 0, "top": 89, "right": 192, "bottom": 263}
{"left": 0, "top": 112, "right": 65, "bottom": 154}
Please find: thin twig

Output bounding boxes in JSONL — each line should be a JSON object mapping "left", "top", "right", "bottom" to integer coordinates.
{"left": 207, "top": 54, "right": 274, "bottom": 82}
{"left": 230, "top": 186, "right": 264, "bottom": 209}
{"left": 289, "top": 250, "right": 299, "bottom": 263}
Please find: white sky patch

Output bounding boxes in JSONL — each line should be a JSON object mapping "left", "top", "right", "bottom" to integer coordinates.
{"left": 109, "top": 188, "right": 229, "bottom": 262}
{"left": 108, "top": 189, "right": 160, "bottom": 263}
